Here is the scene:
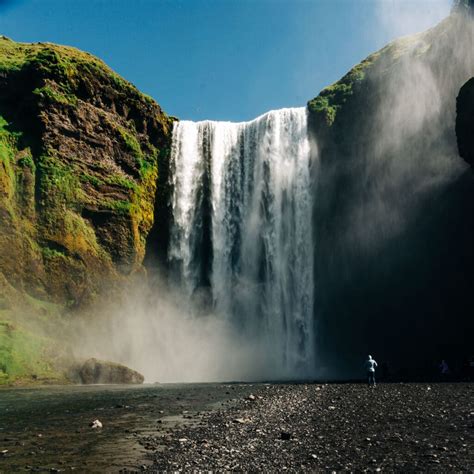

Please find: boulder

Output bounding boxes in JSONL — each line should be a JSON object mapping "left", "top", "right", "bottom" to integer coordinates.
{"left": 78, "top": 358, "right": 144, "bottom": 384}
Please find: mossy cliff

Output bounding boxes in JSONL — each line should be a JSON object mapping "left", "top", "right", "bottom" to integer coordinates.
{"left": 0, "top": 36, "right": 174, "bottom": 384}
{"left": 307, "top": 8, "right": 474, "bottom": 374}
{"left": 0, "top": 36, "right": 173, "bottom": 305}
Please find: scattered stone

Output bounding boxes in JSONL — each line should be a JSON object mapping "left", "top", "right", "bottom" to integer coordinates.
{"left": 90, "top": 419, "right": 103, "bottom": 429}
{"left": 46, "top": 382, "right": 469, "bottom": 472}
{"left": 233, "top": 418, "right": 251, "bottom": 424}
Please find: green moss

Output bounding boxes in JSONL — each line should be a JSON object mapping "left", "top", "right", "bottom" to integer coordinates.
{"left": 0, "top": 320, "right": 63, "bottom": 385}
{"left": 41, "top": 246, "right": 66, "bottom": 259}
{"left": 0, "top": 115, "right": 20, "bottom": 204}
{"left": 80, "top": 171, "right": 137, "bottom": 192}
{"left": 105, "top": 174, "right": 138, "bottom": 191}
{"left": 38, "top": 154, "right": 83, "bottom": 208}
{"left": 98, "top": 198, "right": 132, "bottom": 215}
{"left": 308, "top": 57, "right": 377, "bottom": 126}
{"left": 23, "top": 294, "right": 62, "bottom": 318}
{"left": 0, "top": 37, "right": 28, "bottom": 72}
{"left": 17, "top": 153, "right": 35, "bottom": 169}
{"left": 0, "top": 115, "right": 9, "bottom": 130}
{"left": 80, "top": 172, "right": 104, "bottom": 187}
{"left": 33, "top": 85, "right": 78, "bottom": 107}
{"left": 117, "top": 126, "right": 143, "bottom": 159}
{"left": 0, "top": 36, "right": 154, "bottom": 113}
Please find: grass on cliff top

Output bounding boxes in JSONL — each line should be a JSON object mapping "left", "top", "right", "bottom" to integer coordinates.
{"left": 308, "top": 57, "right": 376, "bottom": 127}
{"left": 0, "top": 35, "right": 157, "bottom": 108}
{"left": 307, "top": 21, "right": 440, "bottom": 127}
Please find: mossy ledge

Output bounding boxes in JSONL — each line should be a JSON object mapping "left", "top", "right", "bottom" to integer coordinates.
{"left": 0, "top": 36, "right": 174, "bottom": 384}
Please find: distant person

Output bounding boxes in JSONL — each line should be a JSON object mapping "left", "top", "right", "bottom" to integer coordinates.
{"left": 439, "top": 359, "right": 450, "bottom": 377}
{"left": 365, "top": 355, "right": 378, "bottom": 387}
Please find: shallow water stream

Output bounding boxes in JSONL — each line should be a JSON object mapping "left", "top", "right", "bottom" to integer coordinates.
{"left": 0, "top": 383, "right": 252, "bottom": 472}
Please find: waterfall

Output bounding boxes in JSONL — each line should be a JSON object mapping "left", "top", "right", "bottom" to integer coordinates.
{"left": 168, "top": 107, "right": 315, "bottom": 379}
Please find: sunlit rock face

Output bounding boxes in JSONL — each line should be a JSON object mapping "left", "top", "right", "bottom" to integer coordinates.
{"left": 167, "top": 108, "right": 316, "bottom": 380}
{"left": 0, "top": 37, "right": 173, "bottom": 306}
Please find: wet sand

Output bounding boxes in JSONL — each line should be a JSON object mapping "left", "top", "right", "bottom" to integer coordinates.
{"left": 0, "top": 383, "right": 252, "bottom": 472}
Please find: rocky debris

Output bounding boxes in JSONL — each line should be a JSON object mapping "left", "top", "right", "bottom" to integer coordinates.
{"left": 146, "top": 383, "right": 473, "bottom": 472}
{"left": 78, "top": 358, "right": 144, "bottom": 385}
{"left": 89, "top": 419, "right": 103, "bottom": 429}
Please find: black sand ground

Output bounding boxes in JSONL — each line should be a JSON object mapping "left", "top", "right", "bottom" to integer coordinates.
{"left": 146, "top": 383, "right": 473, "bottom": 472}
{"left": 0, "top": 383, "right": 472, "bottom": 472}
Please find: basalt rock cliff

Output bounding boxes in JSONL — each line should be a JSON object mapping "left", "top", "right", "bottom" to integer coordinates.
{"left": 0, "top": 36, "right": 173, "bottom": 306}
{"left": 308, "top": 7, "right": 474, "bottom": 375}
{"left": 0, "top": 37, "right": 173, "bottom": 384}
{"left": 456, "top": 77, "right": 474, "bottom": 167}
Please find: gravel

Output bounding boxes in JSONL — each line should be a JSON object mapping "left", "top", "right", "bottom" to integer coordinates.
{"left": 144, "top": 383, "right": 473, "bottom": 472}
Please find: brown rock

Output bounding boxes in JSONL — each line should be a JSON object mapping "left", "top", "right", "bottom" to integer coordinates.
{"left": 78, "top": 357, "right": 144, "bottom": 384}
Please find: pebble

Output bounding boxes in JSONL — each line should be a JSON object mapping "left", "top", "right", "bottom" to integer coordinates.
{"left": 140, "top": 383, "right": 473, "bottom": 472}
{"left": 90, "top": 419, "right": 103, "bottom": 429}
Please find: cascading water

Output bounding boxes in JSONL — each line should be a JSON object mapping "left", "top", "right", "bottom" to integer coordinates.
{"left": 168, "top": 107, "right": 316, "bottom": 380}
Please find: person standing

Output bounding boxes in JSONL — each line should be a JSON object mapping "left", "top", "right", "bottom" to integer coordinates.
{"left": 439, "top": 359, "right": 450, "bottom": 378}
{"left": 365, "top": 355, "right": 378, "bottom": 387}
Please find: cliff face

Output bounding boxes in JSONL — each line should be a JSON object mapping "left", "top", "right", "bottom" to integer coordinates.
{"left": 0, "top": 37, "right": 174, "bottom": 384}
{"left": 307, "top": 10, "right": 474, "bottom": 374}
{"left": 0, "top": 37, "right": 173, "bottom": 306}
{"left": 456, "top": 77, "right": 474, "bottom": 166}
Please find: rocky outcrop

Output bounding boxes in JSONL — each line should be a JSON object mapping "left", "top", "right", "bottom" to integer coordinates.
{"left": 307, "top": 8, "right": 474, "bottom": 374}
{"left": 78, "top": 358, "right": 144, "bottom": 384}
{"left": 456, "top": 78, "right": 474, "bottom": 166}
{"left": 0, "top": 36, "right": 173, "bottom": 306}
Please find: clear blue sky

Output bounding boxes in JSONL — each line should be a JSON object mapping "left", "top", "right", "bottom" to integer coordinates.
{"left": 0, "top": 0, "right": 452, "bottom": 121}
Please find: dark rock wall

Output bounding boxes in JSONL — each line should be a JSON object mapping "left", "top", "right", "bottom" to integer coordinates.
{"left": 456, "top": 77, "right": 474, "bottom": 166}
{"left": 308, "top": 11, "right": 474, "bottom": 375}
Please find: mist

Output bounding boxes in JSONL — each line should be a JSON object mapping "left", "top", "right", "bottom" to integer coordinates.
{"left": 374, "top": 0, "right": 452, "bottom": 41}
{"left": 342, "top": 8, "right": 472, "bottom": 252}
{"left": 68, "top": 275, "right": 306, "bottom": 383}
{"left": 311, "top": 4, "right": 474, "bottom": 375}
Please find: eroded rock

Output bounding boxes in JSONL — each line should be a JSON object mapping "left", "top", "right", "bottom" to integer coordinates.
{"left": 78, "top": 358, "right": 144, "bottom": 384}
